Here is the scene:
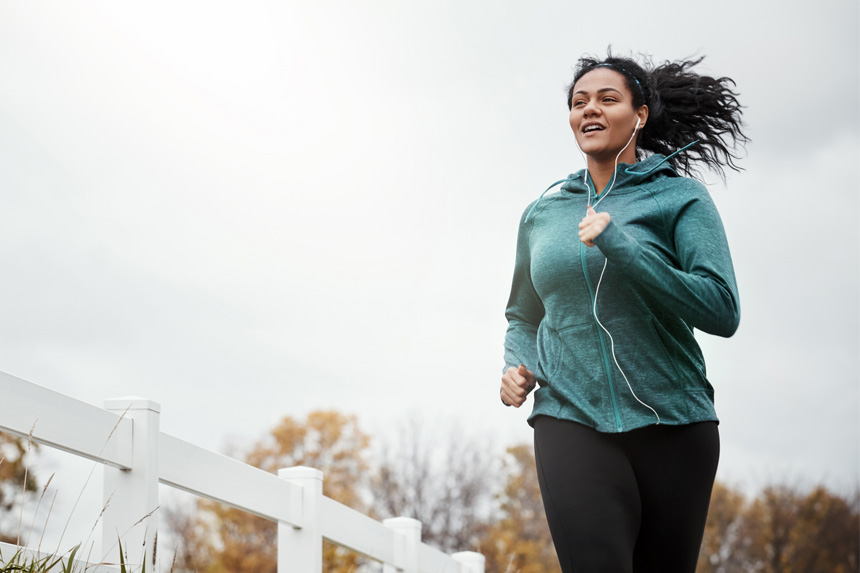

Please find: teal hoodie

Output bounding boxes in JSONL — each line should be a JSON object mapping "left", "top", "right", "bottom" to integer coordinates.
{"left": 503, "top": 154, "right": 739, "bottom": 433}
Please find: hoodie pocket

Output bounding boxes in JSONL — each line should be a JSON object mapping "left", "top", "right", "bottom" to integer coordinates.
{"left": 536, "top": 322, "right": 563, "bottom": 383}
{"left": 647, "top": 317, "right": 685, "bottom": 385}
{"left": 536, "top": 322, "right": 597, "bottom": 382}
{"left": 648, "top": 316, "right": 708, "bottom": 387}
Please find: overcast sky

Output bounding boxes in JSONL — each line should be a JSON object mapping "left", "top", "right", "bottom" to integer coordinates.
{"left": 1, "top": 0, "right": 858, "bottom": 551}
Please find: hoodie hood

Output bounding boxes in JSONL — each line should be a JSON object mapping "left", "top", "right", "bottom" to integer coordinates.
{"left": 525, "top": 145, "right": 700, "bottom": 222}
{"left": 560, "top": 153, "right": 680, "bottom": 194}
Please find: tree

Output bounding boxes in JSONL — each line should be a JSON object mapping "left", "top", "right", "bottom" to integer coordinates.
{"left": 741, "top": 484, "right": 804, "bottom": 572}
{"left": 371, "top": 417, "right": 497, "bottom": 554}
{"left": 697, "top": 481, "right": 748, "bottom": 572}
{"left": 478, "top": 445, "right": 560, "bottom": 573}
{"left": 0, "top": 431, "right": 39, "bottom": 544}
{"left": 166, "top": 410, "right": 371, "bottom": 572}
{"left": 163, "top": 501, "right": 218, "bottom": 572}
{"left": 696, "top": 481, "right": 860, "bottom": 573}
{"left": 789, "top": 486, "right": 860, "bottom": 572}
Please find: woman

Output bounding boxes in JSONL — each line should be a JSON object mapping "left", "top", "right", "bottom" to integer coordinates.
{"left": 500, "top": 53, "right": 747, "bottom": 572}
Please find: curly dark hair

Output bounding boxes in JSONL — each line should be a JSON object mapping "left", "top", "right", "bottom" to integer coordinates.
{"left": 567, "top": 52, "right": 749, "bottom": 180}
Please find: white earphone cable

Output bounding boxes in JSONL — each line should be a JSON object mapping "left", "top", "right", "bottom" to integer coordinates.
{"left": 577, "top": 116, "right": 660, "bottom": 424}
{"left": 593, "top": 258, "right": 661, "bottom": 424}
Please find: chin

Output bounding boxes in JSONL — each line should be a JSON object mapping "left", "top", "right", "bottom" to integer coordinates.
{"left": 575, "top": 140, "right": 598, "bottom": 155}
{"left": 578, "top": 144, "right": 609, "bottom": 160}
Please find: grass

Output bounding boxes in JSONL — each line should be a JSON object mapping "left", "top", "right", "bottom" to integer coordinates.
{"left": 0, "top": 543, "right": 81, "bottom": 573}
{"left": 0, "top": 539, "right": 156, "bottom": 573}
{"left": 0, "top": 413, "right": 163, "bottom": 572}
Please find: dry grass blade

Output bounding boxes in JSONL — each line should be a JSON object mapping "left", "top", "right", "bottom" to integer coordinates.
{"left": 16, "top": 420, "right": 37, "bottom": 545}
{"left": 36, "top": 488, "right": 59, "bottom": 555}
{"left": 80, "top": 493, "right": 112, "bottom": 556}
{"left": 24, "top": 472, "right": 54, "bottom": 549}
{"left": 130, "top": 508, "right": 159, "bottom": 530}
{"left": 151, "top": 531, "right": 157, "bottom": 569}
{"left": 99, "top": 507, "right": 159, "bottom": 568}
{"left": 54, "top": 405, "right": 130, "bottom": 557}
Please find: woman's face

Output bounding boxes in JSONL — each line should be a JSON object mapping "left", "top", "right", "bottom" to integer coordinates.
{"left": 569, "top": 67, "right": 648, "bottom": 164}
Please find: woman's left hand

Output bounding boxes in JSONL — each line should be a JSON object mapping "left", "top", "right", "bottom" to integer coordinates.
{"left": 578, "top": 205, "right": 611, "bottom": 247}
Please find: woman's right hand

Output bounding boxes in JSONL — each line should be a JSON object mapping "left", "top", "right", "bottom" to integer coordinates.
{"left": 500, "top": 364, "right": 536, "bottom": 408}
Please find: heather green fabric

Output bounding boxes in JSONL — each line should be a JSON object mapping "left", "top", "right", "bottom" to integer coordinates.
{"left": 503, "top": 154, "right": 739, "bottom": 433}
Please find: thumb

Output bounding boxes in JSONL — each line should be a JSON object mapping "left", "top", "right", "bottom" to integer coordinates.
{"left": 587, "top": 205, "right": 596, "bottom": 216}
{"left": 519, "top": 364, "right": 535, "bottom": 383}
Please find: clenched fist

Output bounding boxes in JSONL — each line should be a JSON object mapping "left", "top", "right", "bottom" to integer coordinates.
{"left": 578, "top": 205, "right": 610, "bottom": 247}
{"left": 501, "top": 364, "right": 536, "bottom": 408}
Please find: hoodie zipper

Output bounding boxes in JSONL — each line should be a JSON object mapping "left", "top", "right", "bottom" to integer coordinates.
{"left": 581, "top": 181, "right": 623, "bottom": 432}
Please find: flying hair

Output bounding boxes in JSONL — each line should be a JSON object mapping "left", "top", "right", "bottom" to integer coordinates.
{"left": 567, "top": 51, "right": 750, "bottom": 181}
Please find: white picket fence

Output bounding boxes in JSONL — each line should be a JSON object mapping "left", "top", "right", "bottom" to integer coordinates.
{"left": 0, "top": 371, "right": 485, "bottom": 572}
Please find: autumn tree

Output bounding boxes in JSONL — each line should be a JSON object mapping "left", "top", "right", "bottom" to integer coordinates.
{"left": 789, "top": 486, "right": 860, "bottom": 572}
{"left": 697, "top": 481, "right": 748, "bottom": 572}
{"left": 371, "top": 417, "right": 497, "bottom": 554}
{"left": 735, "top": 484, "right": 804, "bottom": 571}
{"left": 0, "top": 431, "right": 39, "bottom": 544}
{"left": 697, "top": 481, "right": 860, "bottom": 573}
{"left": 166, "top": 410, "right": 371, "bottom": 573}
{"left": 163, "top": 501, "right": 219, "bottom": 572}
{"left": 739, "top": 484, "right": 860, "bottom": 573}
{"left": 478, "top": 444, "right": 560, "bottom": 573}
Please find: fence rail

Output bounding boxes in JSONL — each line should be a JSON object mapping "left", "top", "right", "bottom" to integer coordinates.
{"left": 0, "top": 370, "right": 485, "bottom": 572}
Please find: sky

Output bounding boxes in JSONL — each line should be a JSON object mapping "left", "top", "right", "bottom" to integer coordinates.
{"left": 0, "top": 0, "right": 858, "bottom": 553}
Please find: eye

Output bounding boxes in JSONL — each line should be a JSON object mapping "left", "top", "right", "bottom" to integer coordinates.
{"left": 602, "top": 96, "right": 618, "bottom": 103}
{"left": 572, "top": 100, "right": 586, "bottom": 107}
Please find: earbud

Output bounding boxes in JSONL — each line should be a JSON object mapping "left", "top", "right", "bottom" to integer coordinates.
{"left": 634, "top": 117, "right": 641, "bottom": 130}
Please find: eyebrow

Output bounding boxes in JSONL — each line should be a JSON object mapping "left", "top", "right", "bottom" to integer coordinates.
{"left": 572, "top": 87, "right": 624, "bottom": 97}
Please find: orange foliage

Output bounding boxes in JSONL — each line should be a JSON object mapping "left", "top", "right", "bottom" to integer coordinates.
{"left": 167, "top": 411, "right": 370, "bottom": 572}
{"left": 0, "top": 431, "right": 39, "bottom": 543}
{"left": 478, "top": 445, "right": 560, "bottom": 573}
{"left": 697, "top": 482, "right": 860, "bottom": 573}
{"left": 162, "top": 414, "right": 860, "bottom": 573}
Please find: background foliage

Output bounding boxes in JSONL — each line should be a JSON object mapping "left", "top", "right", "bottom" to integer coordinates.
{"left": 158, "top": 413, "right": 860, "bottom": 572}
{"left": 0, "top": 433, "right": 38, "bottom": 545}
{"left": 2, "top": 416, "right": 857, "bottom": 572}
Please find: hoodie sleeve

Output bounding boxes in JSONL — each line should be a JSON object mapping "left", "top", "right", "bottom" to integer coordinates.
{"left": 503, "top": 208, "right": 545, "bottom": 374}
{"left": 592, "top": 185, "right": 740, "bottom": 337}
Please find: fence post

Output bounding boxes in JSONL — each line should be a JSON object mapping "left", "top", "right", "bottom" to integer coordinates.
{"left": 453, "top": 551, "right": 486, "bottom": 573}
{"left": 278, "top": 466, "right": 323, "bottom": 573}
{"left": 102, "top": 397, "right": 160, "bottom": 569}
{"left": 383, "top": 517, "right": 421, "bottom": 573}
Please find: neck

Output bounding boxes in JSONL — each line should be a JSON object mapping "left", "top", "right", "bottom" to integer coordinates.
{"left": 587, "top": 147, "right": 637, "bottom": 195}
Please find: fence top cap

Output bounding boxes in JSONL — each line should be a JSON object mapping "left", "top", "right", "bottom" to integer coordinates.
{"left": 383, "top": 517, "right": 422, "bottom": 531}
{"left": 104, "top": 397, "right": 161, "bottom": 413}
{"left": 452, "top": 552, "right": 486, "bottom": 563}
{"left": 279, "top": 466, "right": 324, "bottom": 480}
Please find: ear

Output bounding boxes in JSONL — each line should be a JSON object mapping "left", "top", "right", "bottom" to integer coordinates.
{"left": 636, "top": 105, "right": 649, "bottom": 130}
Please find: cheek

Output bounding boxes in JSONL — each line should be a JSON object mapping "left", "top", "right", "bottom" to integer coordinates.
{"left": 570, "top": 112, "right": 586, "bottom": 146}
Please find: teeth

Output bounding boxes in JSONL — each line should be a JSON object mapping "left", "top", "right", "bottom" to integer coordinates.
{"left": 584, "top": 125, "right": 603, "bottom": 132}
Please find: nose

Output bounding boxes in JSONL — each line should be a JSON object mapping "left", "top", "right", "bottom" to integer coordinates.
{"left": 582, "top": 98, "right": 600, "bottom": 117}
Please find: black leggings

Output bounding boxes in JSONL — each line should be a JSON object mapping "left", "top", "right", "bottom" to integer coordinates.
{"left": 533, "top": 416, "right": 719, "bottom": 573}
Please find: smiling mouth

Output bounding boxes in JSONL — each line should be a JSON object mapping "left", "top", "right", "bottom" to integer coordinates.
{"left": 582, "top": 124, "right": 605, "bottom": 133}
